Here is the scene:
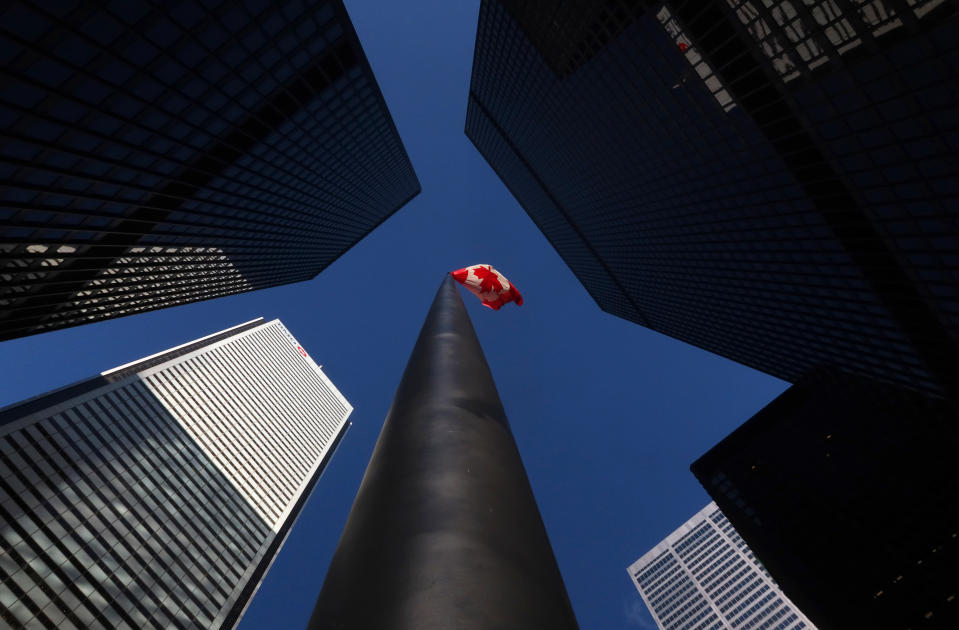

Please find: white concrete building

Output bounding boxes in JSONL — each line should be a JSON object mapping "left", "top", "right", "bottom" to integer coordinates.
{"left": 628, "top": 502, "right": 815, "bottom": 630}
{"left": 0, "top": 318, "right": 351, "bottom": 629}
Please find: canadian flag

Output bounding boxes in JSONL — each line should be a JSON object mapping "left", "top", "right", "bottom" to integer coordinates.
{"left": 451, "top": 264, "right": 523, "bottom": 310}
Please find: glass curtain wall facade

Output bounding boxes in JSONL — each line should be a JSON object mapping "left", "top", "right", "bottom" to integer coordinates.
{"left": 466, "top": 0, "right": 959, "bottom": 399}
{"left": 628, "top": 502, "right": 815, "bottom": 630}
{"left": 0, "top": 318, "right": 352, "bottom": 629}
{"left": 0, "top": 0, "right": 420, "bottom": 341}
{"left": 691, "top": 369, "right": 959, "bottom": 629}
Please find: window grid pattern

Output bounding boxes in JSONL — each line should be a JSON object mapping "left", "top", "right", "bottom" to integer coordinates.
{"left": 466, "top": 0, "right": 959, "bottom": 399}
{"left": 0, "top": 319, "right": 351, "bottom": 629}
{"left": 629, "top": 502, "right": 814, "bottom": 630}
{"left": 0, "top": 0, "right": 420, "bottom": 341}
{"left": 728, "top": 0, "right": 947, "bottom": 83}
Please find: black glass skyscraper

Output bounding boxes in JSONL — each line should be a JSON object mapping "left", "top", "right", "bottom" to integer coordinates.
{"left": 466, "top": 0, "right": 959, "bottom": 399}
{"left": 1, "top": 0, "right": 419, "bottom": 341}
{"left": 691, "top": 368, "right": 959, "bottom": 629}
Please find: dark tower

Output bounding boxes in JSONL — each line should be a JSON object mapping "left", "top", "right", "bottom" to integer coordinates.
{"left": 466, "top": 0, "right": 959, "bottom": 400}
{"left": 691, "top": 369, "right": 959, "bottom": 630}
{"left": 0, "top": 0, "right": 419, "bottom": 341}
{"left": 308, "top": 275, "right": 579, "bottom": 630}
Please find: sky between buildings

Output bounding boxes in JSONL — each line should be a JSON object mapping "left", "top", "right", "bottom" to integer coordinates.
{"left": 0, "top": 1, "right": 790, "bottom": 628}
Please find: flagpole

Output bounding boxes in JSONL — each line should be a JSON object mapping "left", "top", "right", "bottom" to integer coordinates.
{"left": 307, "top": 274, "right": 579, "bottom": 629}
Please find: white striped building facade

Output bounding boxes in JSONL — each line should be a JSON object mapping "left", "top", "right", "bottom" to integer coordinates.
{"left": 628, "top": 502, "right": 815, "bottom": 630}
{"left": 0, "top": 319, "right": 351, "bottom": 629}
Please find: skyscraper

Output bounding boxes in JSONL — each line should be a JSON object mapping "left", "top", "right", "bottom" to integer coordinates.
{"left": 691, "top": 369, "right": 959, "bottom": 630}
{"left": 0, "top": 318, "right": 352, "bottom": 629}
{"left": 465, "top": 0, "right": 959, "bottom": 399}
{"left": 628, "top": 502, "right": 815, "bottom": 630}
{"left": 0, "top": 0, "right": 420, "bottom": 341}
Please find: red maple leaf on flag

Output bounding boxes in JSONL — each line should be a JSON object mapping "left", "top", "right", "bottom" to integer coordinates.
{"left": 472, "top": 265, "right": 503, "bottom": 293}
{"left": 451, "top": 264, "right": 523, "bottom": 310}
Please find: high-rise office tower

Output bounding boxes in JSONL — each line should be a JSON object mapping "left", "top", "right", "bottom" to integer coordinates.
{"left": 0, "top": 0, "right": 420, "bottom": 341}
{"left": 628, "top": 502, "right": 815, "bottom": 630}
{"left": 466, "top": 0, "right": 959, "bottom": 399}
{"left": 0, "top": 318, "right": 352, "bottom": 629}
{"left": 691, "top": 369, "right": 959, "bottom": 629}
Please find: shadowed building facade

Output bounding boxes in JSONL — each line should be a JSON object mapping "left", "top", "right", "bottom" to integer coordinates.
{"left": 0, "top": 318, "right": 351, "bottom": 629}
{"left": 466, "top": 0, "right": 959, "bottom": 399}
{"left": 0, "top": 0, "right": 419, "bottom": 341}
{"left": 691, "top": 369, "right": 959, "bottom": 630}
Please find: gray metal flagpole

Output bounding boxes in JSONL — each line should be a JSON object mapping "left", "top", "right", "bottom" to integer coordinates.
{"left": 307, "top": 274, "right": 579, "bottom": 629}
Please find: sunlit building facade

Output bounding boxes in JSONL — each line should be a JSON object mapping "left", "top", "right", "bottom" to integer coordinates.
{"left": 628, "top": 502, "right": 815, "bottom": 630}
{"left": 0, "top": 318, "right": 352, "bottom": 629}
{"left": 0, "top": 0, "right": 420, "bottom": 341}
{"left": 466, "top": 0, "right": 959, "bottom": 400}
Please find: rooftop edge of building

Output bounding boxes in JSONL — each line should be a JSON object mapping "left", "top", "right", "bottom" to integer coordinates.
{"left": 627, "top": 501, "right": 720, "bottom": 577}
{"left": 0, "top": 318, "right": 269, "bottom": 427}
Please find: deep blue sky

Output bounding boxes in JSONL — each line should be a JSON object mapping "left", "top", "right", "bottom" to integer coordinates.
{"left": 0, "top": 2, "right": 790, "bottom": 628}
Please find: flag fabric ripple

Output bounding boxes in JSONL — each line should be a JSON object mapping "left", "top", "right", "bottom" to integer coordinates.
{"left": 451, "top": 264, "right": 523, "bottom": 310}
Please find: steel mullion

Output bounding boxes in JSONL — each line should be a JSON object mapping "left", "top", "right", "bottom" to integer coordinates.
{"left": 4, "top": 253, "right": 325, "bottom": 280}
{"left": 0, "top": 107, "right": 372, "bottom": 234}
{"left": 793, "top": 0, "right": 850, "bottom": 66}
{"left": 0, "top": 95, "right": 372, "bottom": 234}
{"left": 0, "top": 189, "right": 358, "bottom": 241}
{"left": 619, "top": 263, "right": 929, "bottom": 303}
{"left": 885, "top": 0, "right": 921, "bottom": 32}
{"left": 0, "top": 258, "right": 330, "bottom": 291}
{"left": 295, "top": 0, "right": 407, "bottom": 210}
{"left": 0, "top": 180, "right": 362, "bottom": 241}
{"left": 0, "top": 249, "right": 339, "bottom": 263}
{"left": 17, "top": 1, "right": 382, "bottom": 216}
{"left": 0, "top": 273, "right": 302, "bottom": 326}
{"left": 671, "top": 1, "right": 785, "bottom": 103}
{"left": 159, "top": 0, "right": 390, "bottom": 215}
{"left": 730, "top": 0, "right": 812, "bottom": 81}
{"left": 144, "top": 0, "right": 389, "bottom": 216}
{"left": 832, "top": 0, "right": 882, "bottom": 53}
{"left": 0, "top": 284, "right": 257, "bottom": 335}
{"left": 0, "top": 186, "right": 364, "bottom": 248}
{"left": 0, "top": 265, "right": 318, "bottom": 292}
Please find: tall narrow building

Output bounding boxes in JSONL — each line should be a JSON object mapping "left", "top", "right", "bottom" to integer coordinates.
{"left": 0, "top": 318, "right": 352, "bottom": 629}
{"left": 628, "top": 502, "right": 816, "bottom": 630}
{"left": 466, "top": 0, "right": 959, "bottom": 399}
{"left": 0, "top": 0, "right": 420, "bottom": 341}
